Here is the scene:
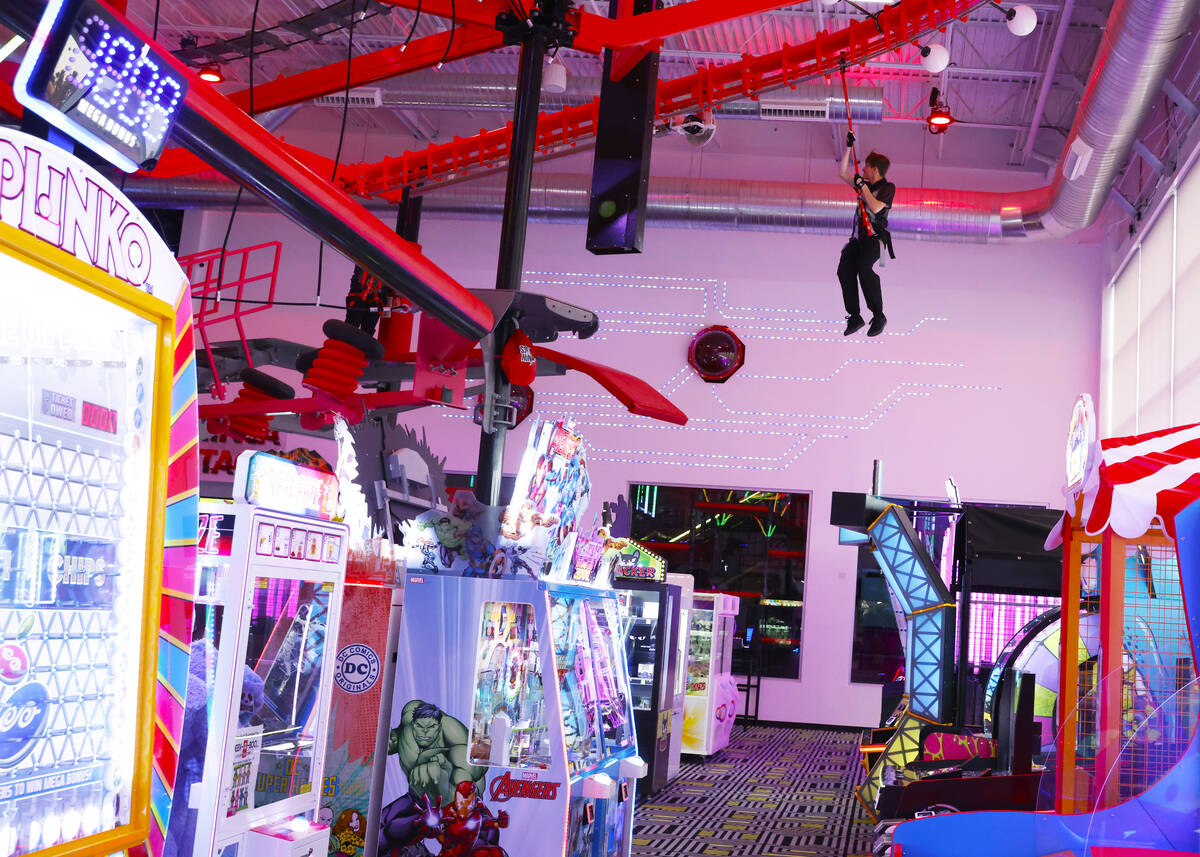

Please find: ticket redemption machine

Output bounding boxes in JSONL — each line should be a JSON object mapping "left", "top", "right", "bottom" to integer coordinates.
{"left": 0, "top": 122, "right": 199, "bottom": 857}
{"left": 172, "top": 452, "right": 347, "bottom": 857}
{"left": 682, "top": 593, "right": 740, "bottom": 756}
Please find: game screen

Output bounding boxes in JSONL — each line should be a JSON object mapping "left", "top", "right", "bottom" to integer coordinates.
{"left": 0, "top": 259, "right": 160, "bottom": 854}
{"left": 624, "top": 591, "right": 661, "bottom": 713}
{"left": 466, "top": 601, "right": 551, "bottom": 769}
{"left": 550, "top": 594, "right": 604, "bottom": 777}
{"left": 241, "top": 576, "right": 334, "bottom": 810}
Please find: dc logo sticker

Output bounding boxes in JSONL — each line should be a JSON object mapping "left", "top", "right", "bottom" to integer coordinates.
{"left": 334, "top": 644, "right": 380, "bottom": 694}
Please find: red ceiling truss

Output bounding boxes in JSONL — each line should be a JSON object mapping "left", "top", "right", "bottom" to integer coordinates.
{"left": 137, "top": 0, "right": 981, "bottom": 193}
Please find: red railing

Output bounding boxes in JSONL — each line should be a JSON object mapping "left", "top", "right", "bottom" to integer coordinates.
{"left": 181, "top": 241, "right": 283, "bottom": 399}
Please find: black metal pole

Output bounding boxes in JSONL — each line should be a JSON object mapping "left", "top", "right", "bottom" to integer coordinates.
{"left": 474, "top": 29, "right": 547, "bottom": 506}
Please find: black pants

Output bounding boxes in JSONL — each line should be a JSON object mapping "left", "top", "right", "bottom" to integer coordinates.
{"left": 837, "top": 237, "right": 883, "bottom": 318}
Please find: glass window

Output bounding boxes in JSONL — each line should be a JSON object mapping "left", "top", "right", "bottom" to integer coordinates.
{"left": 687, "top": 607, "right": 714, "bottom": 695}
{"left": 243, "top": 577, "right": 333, "bottom": 809}
{"left": 466, "top": 602, "right": 549, "bottom": 769}
{"left": 629, "top": 484, "right": 810, "bottom": 680}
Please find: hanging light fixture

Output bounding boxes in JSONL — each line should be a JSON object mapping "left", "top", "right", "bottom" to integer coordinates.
{"left": 198, "top": 64, "right": 224, "bottom": 83}
{"left": 989, "top": 1, "right": 1038, "bottom": 35}
{"left": 919, "top": 43, "right": 950, "bottom": 74}
{"left": 543, "top": 57, "right": 567, "bottom": 94}
{"left": 927, "top": 86, "right": 955, "bottom": 134}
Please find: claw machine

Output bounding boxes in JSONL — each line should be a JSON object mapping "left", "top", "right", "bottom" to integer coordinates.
{"left": 682, "top": 593, "right": 740, "bottom": 755}
{"left": 0, "top": 124, "right": 198, "bottom": 857}
{"left": 377, "top": 419, "right": 647, "bottom": 857}
{"left": 613, "top": 547, "right": 681, "bottom": 795}
{"left": 166, "top": 451, "right": 348, "bottom": 857}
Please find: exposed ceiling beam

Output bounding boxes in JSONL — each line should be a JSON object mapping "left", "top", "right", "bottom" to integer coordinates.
{"left": 226, "top": 24, "right": 504, "bottom": 114}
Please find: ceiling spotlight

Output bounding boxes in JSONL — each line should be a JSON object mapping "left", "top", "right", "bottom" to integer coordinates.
{"left": 927, "top": 87, "right": 955, "bottom": 134}
{"left": 198, "top": 63, "right": 223, "bottom": 83}
{"left": 543, "top": 58, "right": 567, "bottom": 94}
{"left": 919, "top": 43, "right": 950, "bottom": 74}
{"left": 990, "top": 1, "right": 1038, "bottom": 36}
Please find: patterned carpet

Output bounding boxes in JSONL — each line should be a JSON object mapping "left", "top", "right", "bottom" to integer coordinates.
{"left": 631, "top": 725, "right": 875, "bottom": 857}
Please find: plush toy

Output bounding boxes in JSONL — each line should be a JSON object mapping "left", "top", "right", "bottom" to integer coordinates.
{"left": 239, "top": 667, "right": 264, "bottom": 727}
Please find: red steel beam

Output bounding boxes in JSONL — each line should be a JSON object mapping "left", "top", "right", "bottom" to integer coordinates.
{"left": 341, "top": 0, "right": 981, "bottom": 195}
{"left": 574, "top": 0, "right": 812, "bottom": 52}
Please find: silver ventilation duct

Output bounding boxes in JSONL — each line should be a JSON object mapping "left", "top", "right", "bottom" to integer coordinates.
{"left": 125, "top": 0, "right": 1197, "bottom": 244}
{"left": 306, "top": 74, "right": 885, "bottom": 124}
{"left": 121, "top": 174, "right": 1027, "bottom": 243}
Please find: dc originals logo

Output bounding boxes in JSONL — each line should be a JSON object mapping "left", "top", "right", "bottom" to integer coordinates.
{"left": 334, "top": 644, "right": 380, "bottom": 694}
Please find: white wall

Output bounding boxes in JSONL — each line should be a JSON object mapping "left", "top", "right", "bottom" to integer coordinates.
{"left": 184, "top": 208, "right": 1102, "bottom": 726}
{"left": 1102, "top": 150, "right": 1200, "bottom": 436}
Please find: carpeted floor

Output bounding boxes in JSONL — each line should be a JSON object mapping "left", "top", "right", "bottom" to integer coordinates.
{"left": 631, "top": 725, "right": 875, "bottom": 857}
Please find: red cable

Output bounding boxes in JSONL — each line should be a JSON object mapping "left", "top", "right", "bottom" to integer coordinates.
{"left": 840, "top": 64, "right": 875, "bottom": 238}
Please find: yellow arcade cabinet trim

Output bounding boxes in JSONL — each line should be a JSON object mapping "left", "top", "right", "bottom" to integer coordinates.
{"left": 0, "top": 216, "right": 175, "bottom": 857}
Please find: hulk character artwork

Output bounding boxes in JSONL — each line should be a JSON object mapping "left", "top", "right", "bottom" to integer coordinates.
{"left": 378, "top": 700, "right": 508, "bottom": 857}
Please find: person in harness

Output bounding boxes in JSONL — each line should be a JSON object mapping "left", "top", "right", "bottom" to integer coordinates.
{"left": 838, "top": 132, "right": 896, "bottom": 337}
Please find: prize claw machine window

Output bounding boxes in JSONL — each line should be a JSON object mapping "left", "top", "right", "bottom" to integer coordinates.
{"left": 467, "top": 602, "right": 551, "bottom": 769}
{"left": 0, "top": 233, "right": 174, "bottom": 856}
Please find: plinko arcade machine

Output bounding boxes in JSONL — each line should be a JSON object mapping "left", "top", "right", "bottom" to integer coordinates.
{"left": 0, "top": 126, "right": 199, "bottom": 857}
{"left": 891, "top": 402, "right": 1199, "bottom": 856}
{"left": 380, "top": 419, "right": 647, "bottom": 857}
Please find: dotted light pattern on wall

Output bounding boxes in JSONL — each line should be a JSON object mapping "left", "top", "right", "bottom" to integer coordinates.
{"left": 439, "top": 271, "right": 1001, "bottom": 471}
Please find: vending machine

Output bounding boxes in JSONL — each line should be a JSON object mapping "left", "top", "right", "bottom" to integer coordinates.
{"left": 0, "top": 126, "right": 198, "bottom": 857}
{"left": 682, "top": 593, "right": 740, "bottom": 756}
{"left": 377, "top": 419, "right": 647, "bottom": 857}
{"left": 167, "top": 452, "right": 348, "bottom": 857}
{"left": 664, "top": 573, "right": 693, "bottom": 782}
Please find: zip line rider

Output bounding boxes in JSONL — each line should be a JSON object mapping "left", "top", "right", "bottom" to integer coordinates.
{"left": 837, "top": 131, "right": 895, "bottom": 337}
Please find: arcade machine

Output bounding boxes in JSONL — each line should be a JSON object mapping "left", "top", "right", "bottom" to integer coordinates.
{"left": 682, "top": 593, "right": 740, "bottom": 756}
{"left": 378, "top": 419, "right": 647, "bottom": 857}
{"left": 614, "top": 547, "right": 681, "bottom": 794}
{"left": 0, "top": 117, "right": 198, "bottom": 857}
{"left": 318, "top": 531, "right": 405, "bottom": 857}
{"left": 664, "top": 573, "right": 693, "bottom": 782}
{"left": 167, "top": 451, "right": 348, "bottom": 857}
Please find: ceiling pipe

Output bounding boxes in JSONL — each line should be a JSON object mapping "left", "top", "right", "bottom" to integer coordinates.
{"left": 316, "top": 75, "right": 885, "bottom": 123}
{"left": 121, "top": 173, "right": 1041, "bottom": 243}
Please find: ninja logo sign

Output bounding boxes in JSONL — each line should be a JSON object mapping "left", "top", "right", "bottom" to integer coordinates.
{"left": 488, "top": 771, "right": 560, "bottom": 803}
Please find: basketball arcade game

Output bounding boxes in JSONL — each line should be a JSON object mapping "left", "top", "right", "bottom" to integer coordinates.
{"left": 379, "top": 419, "right": 646, "bottom": 857}
{"left": 0, "top": 125, "right": 198, "bottom": 857}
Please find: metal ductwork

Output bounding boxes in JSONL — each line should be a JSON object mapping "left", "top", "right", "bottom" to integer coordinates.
{"left": 308, "top": 74, "right": 885, "bottom": 124}
{"left": 122, "top": 0, "right": 1196, "bottom": 244}
{"left": 122, "top": 174, "right": 1035, "bottom": 243}
{"left": 1013, "top": 0, "right": 1199, "bottom": 236}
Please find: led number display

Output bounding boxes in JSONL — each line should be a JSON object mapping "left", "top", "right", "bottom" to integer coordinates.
{"left": 15, "top": 0, "right": 188, "bottom": 172}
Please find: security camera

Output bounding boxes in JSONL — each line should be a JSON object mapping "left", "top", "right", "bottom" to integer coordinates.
{"left": 675, "top": 109, "right": 716, "bottom": 147}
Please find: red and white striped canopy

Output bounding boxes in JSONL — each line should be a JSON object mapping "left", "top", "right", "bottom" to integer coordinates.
{"left": 1073, "top": 421, "right": 1200, "bottom": 541}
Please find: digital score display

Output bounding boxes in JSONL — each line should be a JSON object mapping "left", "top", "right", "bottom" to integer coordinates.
{"left": 15, "top": 0, "right": 188, "bottom": 172}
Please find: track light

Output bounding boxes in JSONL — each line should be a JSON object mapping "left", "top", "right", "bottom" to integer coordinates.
{"left": 989, "top": 1, "right": 1038, "bottom": 36}
{"left": 927, "top": 87, "right": 955, "bottom": 134}
{"left": 198, "top": 64, "right": 224, "bottom": 83}
{"left": 543, "top": 58, "right": 567, "bottom": 94}
{"left": 919, "top": 43, "right": 950, "bottom": 74}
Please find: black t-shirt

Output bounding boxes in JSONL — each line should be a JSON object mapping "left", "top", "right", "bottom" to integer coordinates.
{"left": 857, "top": 178, "right": 895, "bottom": 236}
{"left": 868, "top": 178, "right": 897, "bottom": 234}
